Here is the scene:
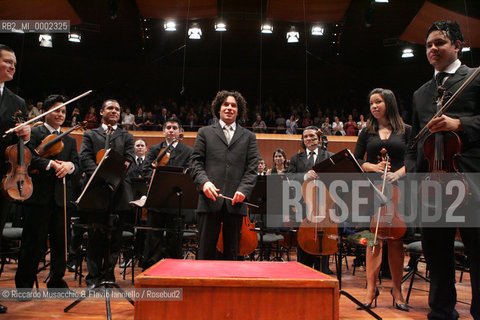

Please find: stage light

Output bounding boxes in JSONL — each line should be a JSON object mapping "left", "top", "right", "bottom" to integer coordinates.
{"left": 215, "top": 21, "right": 227, "bottom": 32}
{"left": 375, "top": 0, "right": 389, "bottom": 3}
{"left": 401, "top": 48, "right": 414, "bottom": 58}
{"left": 68, "top": 32, "right": 81, "bottom": 43}
{"left": 39, "top": 34, "right": 52, "bottom": 48}
{"left": 311, "top": 25, "right": 324, "bottom": 36}
{"left": 164, "top": 20, "right": 176, "bottom": 31}
{"left": 286, "top": 27, "right": 299, "bottom": 43}
{"left": 188, "top": 23, "right": 202, "bottom": 39}
{"left": 462, "top": 47, "right": 471, "bottom": 52}
{"left": 261, "top": 23, "right": 273, "bottom": 34}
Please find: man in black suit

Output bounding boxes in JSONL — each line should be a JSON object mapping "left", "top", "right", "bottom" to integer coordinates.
{"left": 141, "top": 117, "right": 192, "bottom": 267}
{"left": 190, "top": 90, "right": 259, "bottom": 260}
{"left": 287, "top": 126, "right": 334, "bottom": 272}
{"left": 127, "top": 138, "right": 147, "bottom": 180}
{"left": 406, "top": 20, "right": 480, "bottom": 320}
{"left": 15, "top": 95, "right": 80, "bottom": 291}
{"left": 79, "top": 99, "right": 134, "bottom": 289}
{"left": 0, "top": 44, "right": 30, "bottom": 313}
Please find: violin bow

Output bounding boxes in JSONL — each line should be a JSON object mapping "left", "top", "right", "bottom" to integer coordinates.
{"left": 410, "top": 66, "right": 480, "bottom": 149}
{"left": 3, "top": 90, "right": 93, "bottom": 137}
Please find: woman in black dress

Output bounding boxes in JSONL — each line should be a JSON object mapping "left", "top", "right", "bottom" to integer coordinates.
{"left": 354, "top": 88, "right": 411, "bottom": 312}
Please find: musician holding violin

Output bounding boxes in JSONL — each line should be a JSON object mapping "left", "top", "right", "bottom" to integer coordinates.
{"left": 406, "top": 20, "right": 480, "bottom": 320}
{"left": 0, "top": 44, "right": 30, "bottom": 314}
{"left": 354, "top": 88, "right": 411, "bottom": 311}
{"left": 141, "top": 117, "right": 192, "bottom": 268}
{"left": 79, "top": 99, "right": 135, "bottom": 289}
{"left": 15, "top": 94, "right": 80, "bottom": 291}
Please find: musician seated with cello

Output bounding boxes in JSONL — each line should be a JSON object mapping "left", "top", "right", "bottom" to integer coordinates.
{"left": 15, "top": 94, "right": 80, "bottom": 292}
{"left": 141, "top": 117, "right": 192, "bottom": 269}
{"left": 353, "top": 88, "right": 411, "bottom": 311}
{"left": 286, "top": 126, "right": 334, "bottom": 273}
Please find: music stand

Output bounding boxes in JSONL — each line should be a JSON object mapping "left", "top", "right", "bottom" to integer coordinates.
{"left": 249, "top": 175, "right": 267, "bottom": 260}
{"left": 131, "top": 166, "right": 198, "bottom": 262}
{"left": 65, "top": 149, "right": 134, "bottom": 319}
{"left": 312, "top": 149, "right": 383, "bottom": 320}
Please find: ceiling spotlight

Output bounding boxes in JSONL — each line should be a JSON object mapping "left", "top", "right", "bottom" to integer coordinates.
{"left": 215, "top": 21, "right": 227, "bottom": 32}
{"left": 462, "top": 47, "right": 471, "bottom": 52}
{"left": 375, "top": 0, "right": 389, "bottom": 3}
{"left": 261, "top": 23, "right": 273, "bottom": 34}
{"left": 401, "top": 48, "right": 414, "bottom": 58}
{"left": 39, "top": 34, "right": 52, "bottom": 48}
{"left": 68, "top": 32, "right": 81, "bottom": 43}
{"left": 188, "top": 23, "right": 202, "bottom": 39}
{"left": 286, "top": 27, "right": 299, "bottom": 43}
{"left": 311, "top": 25, "right": 324, "bottom": 36}
{"left": 164, "top": 20, "right": 176, "bottom": 31}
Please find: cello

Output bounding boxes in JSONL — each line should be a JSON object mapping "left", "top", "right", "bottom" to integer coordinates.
{"left": 297, "top": 130, "right": 338, "bottom": 256}
{"left": 2, "top": 111, "right": 33, "bottom": 201}
{"left": 216, "top": 209, "right": 258, "bottom": 256}
{"left": 370, "top": 148, "right": 406, "bottom": 247}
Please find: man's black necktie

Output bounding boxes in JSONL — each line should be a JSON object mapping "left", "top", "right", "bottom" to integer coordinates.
{"left": 52, "top": 130, "right": 59, "bottom": 135}
{"left": 137, "top": 158, "right": 143, "bottom": 166}
{"left": 436, "top": 72, "right": 450, "bottom": 87}
{"left": 307, "top": 151, "right": 315, "bottom": 169}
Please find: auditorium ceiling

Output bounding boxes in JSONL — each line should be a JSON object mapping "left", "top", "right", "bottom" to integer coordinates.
{"left": 0, "top": 0, "right": 479, "bottom": 106}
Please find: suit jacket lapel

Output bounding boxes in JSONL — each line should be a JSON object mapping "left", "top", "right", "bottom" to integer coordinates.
{"left": 0, "top": 88, "right": 14, "bottom": 120}
{"left": 444, "top": 65, "right": 468, "bottom": 89}
{"left": 229, "top": 124, "right": 242, "bottom": 146}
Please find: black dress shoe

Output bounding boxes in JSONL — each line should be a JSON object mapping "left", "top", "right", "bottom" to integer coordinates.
{"left": 403, "top": 265, "right": 412, "bottom": 272}
{"left": 0, "top": 304, "right": 7, "bottom": 313}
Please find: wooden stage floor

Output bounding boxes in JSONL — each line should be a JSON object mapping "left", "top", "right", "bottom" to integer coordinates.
{"left": 0, "top": 254, "right": 472, "bottom": 319}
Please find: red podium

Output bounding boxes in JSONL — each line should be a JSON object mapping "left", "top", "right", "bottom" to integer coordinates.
{"left": 135, "top": 259, "right": 339, "bottom": 320}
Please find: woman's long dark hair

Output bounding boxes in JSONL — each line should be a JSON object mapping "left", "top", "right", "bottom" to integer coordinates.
{"left": 366, "top": 88, "right": 405, "bottom": 135}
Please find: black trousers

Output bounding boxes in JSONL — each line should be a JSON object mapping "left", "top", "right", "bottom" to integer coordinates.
{"left": 15, "top": 204, "right": 68, "bottom": 288}
{"left": 196, "top": 205, "right": 242, "bottom": 260}
{"left": 422, "top": 201, "right": 480, "bottom": 320}
{"left": 142, "top": 211, "right": 183, "bottom": 269}
{"left": 85, "top": 211, "right": 126, "bottom": 286}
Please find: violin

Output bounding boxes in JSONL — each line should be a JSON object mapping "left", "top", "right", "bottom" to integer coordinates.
{"left": 216, "top": 210, "right": 258, "bottom": 256}
{"left": 152, "top": 133, "right": 184, "bottom": 168}
{"left": 96, "top": 125, "right": 114, "bottom": 164}
{"left": 297, "top": 129, "right": 338, "bottom": 256}
{"left": 2, "top": 111, "right": 33, "bottom": 201}
{"left": 35, "top": 121, "right": 87, "bottom": 158}
{"left": 370, "top": 148, "right": 406, "bottom": 242}
{"left": 420, "top": 86, "right": 469, "bottom": 209}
